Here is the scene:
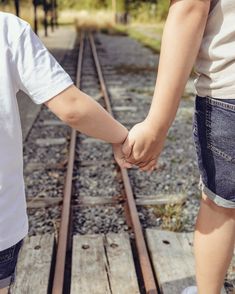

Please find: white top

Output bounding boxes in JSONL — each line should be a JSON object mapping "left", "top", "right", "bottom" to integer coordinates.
{"left": 195, "top": 0, "right": 235, "bottom": 99}
{"left": 0, "top": 12, "right": 73, "bottom": 250}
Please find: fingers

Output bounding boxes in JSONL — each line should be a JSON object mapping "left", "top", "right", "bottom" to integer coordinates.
{"left": 113, "top": 153, "right": 132, "bottom": 169}
{"left": 139, "top": 159, "right": 157, "bottom": 172}
{"left": 125, "top": 147, "right": 157, "bottom": 166}
{"left": 122, "top": 136, "right": 134, "bottom": 159}
{"left": 122, "top": 160, "right": 133, "bottom": 169}
{"left": 137, "top": 160, "right": 154, "bottom": 168}
{"left": 125, "top": 153, "right": 147, "bottom": 165}
{"left": 123, "top": 156, "right": 157, "bottom": 172}
{"left": 125, "top": 153, "right": 157, "bottom": 167}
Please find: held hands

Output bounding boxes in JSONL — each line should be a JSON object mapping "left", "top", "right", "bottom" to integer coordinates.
{"left": 113, "top": 119, "right": 167, "bottom": 172}
{"left": 112, "top": 143, "right": 132, "bottom": 169}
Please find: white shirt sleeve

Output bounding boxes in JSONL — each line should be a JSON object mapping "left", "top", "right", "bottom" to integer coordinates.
{"left": 13, "top": 24, "right": 74, "bottom": 104}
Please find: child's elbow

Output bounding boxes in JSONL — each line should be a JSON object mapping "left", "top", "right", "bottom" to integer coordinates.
{"left": 45, "top": 85, "right": 84, "bottom": 126}
{"left": 60, "top": 105, "right": 83, "bottom": 126}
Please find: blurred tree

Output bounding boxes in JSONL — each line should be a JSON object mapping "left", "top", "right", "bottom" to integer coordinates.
{"left": 57, "top": 0, "right": 109, "bottom": 10}
{"left": 126, "top": 0, "right": 169, "bottom": 22}
{"left": 14, "top": 0, "right": 20, "bottom": 16}
{"left": 114, "top": 0, "right": 128, "bottom": 24}
{"left": 55, "top": 0, "right": 170, "bottom": 23}
{"left": 156, "top": 0, "right": 169, "bottom": 20}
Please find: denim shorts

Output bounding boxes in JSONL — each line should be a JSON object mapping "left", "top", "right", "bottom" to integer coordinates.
{"left": 193, "top": 96, "right": 235, "bottom": 208}
{"left": 0, "top": 240, "right": 23, "bottom": 289}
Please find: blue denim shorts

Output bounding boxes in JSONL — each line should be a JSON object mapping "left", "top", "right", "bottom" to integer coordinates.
{"left": 0, "top": 240, "right": 23, "bottom": 289}
{"left": 193, "top": 96, "right": 235, "bottom": 208}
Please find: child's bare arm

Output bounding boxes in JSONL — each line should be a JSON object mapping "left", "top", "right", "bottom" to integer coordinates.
{"left": 123, "top": 0, "right": 211, "bottom": 171}
{"left": 45, "top": 85, "right": 128, "bottom": 144}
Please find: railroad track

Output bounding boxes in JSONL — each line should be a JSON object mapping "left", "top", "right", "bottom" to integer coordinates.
{"left": 52, "top": 31, "right": 158, "bottom": 294}
{"left": 12, "top": 30, "right": 233, "bottom": 294}
{"left": 18, "top": 29, "right": 166, "bottom": 294}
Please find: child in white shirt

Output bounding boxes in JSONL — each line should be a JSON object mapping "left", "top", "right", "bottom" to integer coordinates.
{"left": 0, "top": 12, "right": 128, "bottom": 293}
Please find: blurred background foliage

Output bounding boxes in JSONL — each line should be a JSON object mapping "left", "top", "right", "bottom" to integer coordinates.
{"left": 0, "top": 0, "right": 169, "bottom": 52}
{"left": 0, "top": 0, "right": 169, "bottom": 22}
{"left": 56, "top": 0, "right": 169, "bottom": 21}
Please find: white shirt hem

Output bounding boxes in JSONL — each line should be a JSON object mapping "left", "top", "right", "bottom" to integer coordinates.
{"left": 0, "top": 220, "right": 28, "bottom": 251}
{"left": 33, "top": 78, "right": 74, "bottom": 105}
{"left": 195, "top": 88, "right": 235, "bottom": 99}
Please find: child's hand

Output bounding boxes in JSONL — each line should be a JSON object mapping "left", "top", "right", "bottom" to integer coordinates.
{"left": 122, "top": 120, "right": 167, "bottom": 171}
{"left": 112, "top": 143, "right": 132, "bottom": 169}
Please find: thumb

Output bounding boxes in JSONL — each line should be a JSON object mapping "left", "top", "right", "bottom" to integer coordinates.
{"left": 122, "top": 136, "right": 134, "bottom": 158}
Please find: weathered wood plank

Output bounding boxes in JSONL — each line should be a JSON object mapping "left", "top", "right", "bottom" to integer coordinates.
{"left": 72, "top": 234, "right": 140, "bottom": 294}
{"left": 78, "top": 160, "right": 115, "bottom": 167}
{"left": 25, "top": 161, "right": 67, "bottom": 173}
{"left": 146, "top": 229, "right": 226, "bottom": 294}
{"left": 74, "top": 195, "right": 123, "bottom": 206}
{"left": 105, "top": 233, "right": 140, "bottom": 294}
{"left": 11, "top": 234, "right": 54, "bottom": 294}
{"left": 73, "top": 193, "right": 186, "bottom": 207}
{"left": 146, "top": 229, "right": 195, "bottom": 293}
{"left": 71, "top": 235, "right": 111, "bottom": 294}
{"left": 136, "top": 193, "right": 187, "bottom": 206}
{"left": 27, "top": 197, "right": 62, "bottom": 209}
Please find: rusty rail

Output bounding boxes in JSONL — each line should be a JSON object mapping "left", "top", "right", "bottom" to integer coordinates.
{"left": 89, "top": 33, "right": 158, "bottom": 294}
{"left": 51, "top": 31, "right": 85, "bottom": 294}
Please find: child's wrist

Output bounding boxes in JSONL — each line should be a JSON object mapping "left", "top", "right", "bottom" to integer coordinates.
{"left": 112, "top": 126, "right": 128, "bottom": 145}
{"left": 119, "top": 127, "right": 129, "bottom": 144}
{"left": 145, "top": 116, "right": 168, "bottom": 138}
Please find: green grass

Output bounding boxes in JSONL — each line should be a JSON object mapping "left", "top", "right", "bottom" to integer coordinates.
{"left": 153, "top": 203, "right": 184, "bottom": 232}
{"left": 128, "top": 28, "right": 162, "bottom": 54}
{"left": 112, "top": 24, "right": 162, "bottom": 54}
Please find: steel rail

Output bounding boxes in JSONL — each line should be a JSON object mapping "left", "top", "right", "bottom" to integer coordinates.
{"left": 89, "top": 33, "right": 158, "bottom": 294}
{"left": 51, "top": 31, "right": 85, "bottom": 294}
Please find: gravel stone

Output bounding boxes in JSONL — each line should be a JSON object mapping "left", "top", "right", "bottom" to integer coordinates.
{"left": 73, "top": 205, "right": 127, "bottom": 235}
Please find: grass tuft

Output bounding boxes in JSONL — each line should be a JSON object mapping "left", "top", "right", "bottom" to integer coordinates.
{"left": 153, "top": 203, "right": 184, "bottom": 232}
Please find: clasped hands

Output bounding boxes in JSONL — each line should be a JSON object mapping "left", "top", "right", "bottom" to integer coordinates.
{"left": 113, "top": 119, "right": 167, "bottom": 172}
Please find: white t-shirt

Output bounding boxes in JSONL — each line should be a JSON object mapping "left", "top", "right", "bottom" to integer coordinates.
{"left": 195, "top": 0, "right": 235, "bottom": 99}
{"left": 0, "top": 12, "right": 73, "bottom": 250}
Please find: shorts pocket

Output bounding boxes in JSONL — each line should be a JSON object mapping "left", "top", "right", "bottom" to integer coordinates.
{"left": 206, "top": 98, "right": 235, "bottom": 163}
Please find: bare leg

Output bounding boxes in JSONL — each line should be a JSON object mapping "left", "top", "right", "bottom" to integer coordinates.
{"left": 194, "top": 193, "right": 235, "bottom": 294}
{"left": 0, "top": 288, "right": 8, "bottom": 294}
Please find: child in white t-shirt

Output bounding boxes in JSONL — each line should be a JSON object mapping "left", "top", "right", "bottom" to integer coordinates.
{"left": 0, "top": 12, "right": 128, "bottom": 293}
{"left": 123, "top": 0, "right": 235, "bottom": 293}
